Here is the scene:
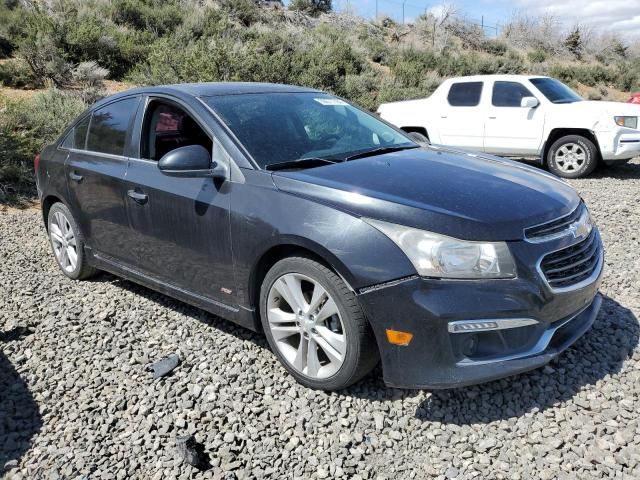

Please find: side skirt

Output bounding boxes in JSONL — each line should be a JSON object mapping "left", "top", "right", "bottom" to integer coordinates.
{"left": 86, "top": 248, "right": 258, "bottom": 332}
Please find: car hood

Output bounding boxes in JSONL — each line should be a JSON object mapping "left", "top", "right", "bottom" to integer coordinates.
{"left": 271, "top": 147, "right": 580, "bottom": 241}
{"left": 554, "top": 100, "right": 640, "bottom": 117}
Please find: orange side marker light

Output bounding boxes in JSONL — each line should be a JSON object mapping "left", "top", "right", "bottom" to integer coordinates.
{"left": 386, "top": 329, "right": 414, "bottom": 346}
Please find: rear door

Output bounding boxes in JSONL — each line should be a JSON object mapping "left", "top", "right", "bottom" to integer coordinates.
{"left": 437, "top": 81, "right": 485, "bottom": 151}
{"left": 65, "top": 96, "right": 141, "bottom": 262}
{"left": 123, "top": 96, "right": 235, "bottom": 305}
{"left": 483, "top": 80, "right": 545, "bottom": 155}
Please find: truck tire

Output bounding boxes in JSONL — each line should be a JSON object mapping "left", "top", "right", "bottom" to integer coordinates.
{"left": 546, "top": 135, "right": 599, "bottom": 178}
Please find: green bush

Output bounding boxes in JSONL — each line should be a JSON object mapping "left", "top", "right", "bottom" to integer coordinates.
{"left": 1, "top": 89, "right": 86, "bottom": 198}
{"left": 480, "top": 39, "right": 507, "bottom": 56}
{"left": 0, "top": 58, "right": 39, "bottom": 88}
{"left": 527, "top": 49, "right": 547, "bottom": 63}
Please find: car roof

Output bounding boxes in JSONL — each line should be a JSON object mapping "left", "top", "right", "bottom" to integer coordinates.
{"left": 443, "top": 74, "right": 550, "bottom": 83}
{"left": 91, "top": 82, "right": 322, "bottom": 110}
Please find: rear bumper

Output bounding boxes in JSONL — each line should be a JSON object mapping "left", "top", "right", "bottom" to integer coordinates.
{"left": 597, "top": 130, "right": 640, "bottom": 161}
{"left": 358, "top": 259, "right": 603, "bottom": 389}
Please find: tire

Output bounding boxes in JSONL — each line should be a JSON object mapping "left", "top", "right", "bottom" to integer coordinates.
{"left": 47, "top": 202, "right": 98, "bottom": 280}
{"left": 546, "top": 135, "right": 599, "bottom": 178}
{"left": 259, "top": 257, "right": 378, "bottom": 390}
{"left": 406, "top": 131, "right": 430, "bottom": 145}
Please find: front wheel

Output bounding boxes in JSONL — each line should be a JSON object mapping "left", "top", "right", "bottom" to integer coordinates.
{"left": 546, "top": 135, "right": 599, "bottom": 178}
{"left": 260, "top": 257, "right": 378, "bottom": 390}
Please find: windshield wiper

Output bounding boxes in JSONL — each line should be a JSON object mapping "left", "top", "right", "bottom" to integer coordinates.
{"left": 345, "top": 144, "right": 420, "bottom": 161}
{"left": 265, "top": 157, "right": 338, "bottom": 171}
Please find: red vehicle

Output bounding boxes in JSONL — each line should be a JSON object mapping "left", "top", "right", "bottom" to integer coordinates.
{"left": 628, "top": 92, "right": 640, "bottom": 104}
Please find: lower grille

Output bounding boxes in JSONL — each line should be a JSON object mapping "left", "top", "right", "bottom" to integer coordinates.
{"left": 540, "top": 230, "right": 601, "bottom": 289}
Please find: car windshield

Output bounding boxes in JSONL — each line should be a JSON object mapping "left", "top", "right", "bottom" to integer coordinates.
{"left": 203, "top": 93, "right": 415, "bottom": 169}
{"left": 529, "top": 78, "right": 583, "bottom": 104}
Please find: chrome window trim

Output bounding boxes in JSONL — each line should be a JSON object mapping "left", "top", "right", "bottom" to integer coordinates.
{"left": 64, "top": 148, "right": 127, "bottom": 162}
{"left": 536, "top": 230, "right": 604, "bottom": 294}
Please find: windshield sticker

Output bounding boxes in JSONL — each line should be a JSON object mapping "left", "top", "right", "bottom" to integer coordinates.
{"left": 314, "top": 98, "right": 349, "bottom": 106}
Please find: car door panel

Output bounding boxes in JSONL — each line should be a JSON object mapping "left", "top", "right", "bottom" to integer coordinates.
{"left": 439, "top": 81, "right": 485, "bottom": 151}
{"left": 65, "top": 96, "right": 142, "bottom": 261}
{"left": 124, "top": 159, "right": 234, "bottom": 304}
{"left": 483, "top": 81, "right": 545, "bottom": 155}
{"left": 66, "top": 150, "right": 131, "bottom": 259}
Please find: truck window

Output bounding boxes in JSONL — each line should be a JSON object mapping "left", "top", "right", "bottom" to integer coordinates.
{"left": 492, "top": 81, "right": 535, "bottom": 107}
{"left": 447, "top": 82, "right": 483, "bottom": 107}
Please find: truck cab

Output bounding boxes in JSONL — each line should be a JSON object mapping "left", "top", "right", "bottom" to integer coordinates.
{"left": 378, "top": 74, "right": 640, "bottom": 178}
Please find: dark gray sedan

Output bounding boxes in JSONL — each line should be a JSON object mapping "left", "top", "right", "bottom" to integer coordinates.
{"left": 35, "top": 83, "right": 603, "bottom": 390}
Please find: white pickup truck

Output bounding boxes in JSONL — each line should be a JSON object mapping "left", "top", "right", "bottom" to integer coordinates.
{"left": 378, "top": 74, "right": 640, "bottom": 178}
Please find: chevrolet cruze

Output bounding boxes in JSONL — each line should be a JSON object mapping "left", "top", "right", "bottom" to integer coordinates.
{"left": 35, "top": 83, "right": 603, "bottom": 390}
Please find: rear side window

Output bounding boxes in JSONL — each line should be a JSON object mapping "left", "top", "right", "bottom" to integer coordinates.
{"left": 86, "top": 97, "right": 138, "bottom": 156}
{"left": 492, "top": 81, "right": 534, "bottom": 107}
{"left": 73, "top": 115, "right": 91, "bottom": 149}
{"left": 447, "top": 82, "right": 483, "bottom": 107}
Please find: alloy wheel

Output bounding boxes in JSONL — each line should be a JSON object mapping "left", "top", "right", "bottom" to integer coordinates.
{"left": 555, "top": 143, "right": 586, "bottom": 173}
{"left": 49, "top": 210, "right": 78, "bottom": 273}
{"left": 266, "top": 273, "right": 347, "bottom": 379}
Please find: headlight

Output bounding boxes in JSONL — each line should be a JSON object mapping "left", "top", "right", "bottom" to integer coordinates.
{"left": 614, "top": 116, "right": 638, "bottom": 129}
{"left": 365, "top": 219, "right": 517, "bottom": 279}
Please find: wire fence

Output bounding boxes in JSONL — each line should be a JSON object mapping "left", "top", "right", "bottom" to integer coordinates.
{"left": 333, "top": 0, "right": 502, "bottom": 37}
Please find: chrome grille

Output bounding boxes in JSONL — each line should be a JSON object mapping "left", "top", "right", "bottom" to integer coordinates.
{"left": 540, "top": 230, "right": 601, "bottom": 289}
{"left": 525, "top": 204, "right": 584, "bottom": 241}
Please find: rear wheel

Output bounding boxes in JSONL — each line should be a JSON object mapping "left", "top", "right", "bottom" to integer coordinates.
{"left": 260, "top": 257, "right": 378, "bottom": 390}
{"left": 47, "top": 202, "right": 97, "bottom": 280}
{"left": 547, "top": 135, "right": 598, "bottom": 178}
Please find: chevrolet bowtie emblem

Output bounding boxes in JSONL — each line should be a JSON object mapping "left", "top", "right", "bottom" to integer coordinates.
{"left": 568, "top": 216, "right": 591, "bottom": 241}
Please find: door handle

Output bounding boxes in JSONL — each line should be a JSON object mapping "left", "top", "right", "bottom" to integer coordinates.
{"left": 69, "top": 171, "right": 83, "bottom": 182}
{"left": 127, "top": 190, "right": 148, "bottom": 205}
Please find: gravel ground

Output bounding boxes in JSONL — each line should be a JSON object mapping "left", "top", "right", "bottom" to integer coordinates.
{"left": 1, "top": 161, "right": 640, "bottom": 480}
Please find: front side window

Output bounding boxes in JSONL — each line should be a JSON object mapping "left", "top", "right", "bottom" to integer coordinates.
{"left": 86, "top": 97, "right": 139, "bottom": 156}
{"left": 529, "top": 78, "right": 583, "bottom": 104}
{"left": 141, "top": 101, "right": 213, "bottom": 161}
{"left": 492, "top": 81, "right": 535, "bottom": 107}
{"left": 203, "top": 93, "right": 413, "bottom": 168}
{"left": 447, "top": 82, "right": 483, "bottom": 107}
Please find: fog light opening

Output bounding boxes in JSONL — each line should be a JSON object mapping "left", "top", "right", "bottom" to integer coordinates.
{"left": 462, "top": 334, "right": 478, "bottom": 357}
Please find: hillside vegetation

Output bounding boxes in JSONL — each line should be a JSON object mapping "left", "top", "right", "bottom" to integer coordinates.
{"left": 1, "top": 0, "right": 640, "bottom": 202}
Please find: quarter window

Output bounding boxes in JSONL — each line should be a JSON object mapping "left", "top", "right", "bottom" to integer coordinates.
{"left": 492, "top": 81, "right": 535, "bottom": 107}
{"left": 86, "top": 97, "right": 138, "bottom": 156}
{"left": 447, "top": 82, "right": 483, "bottom": 107}
{"left": 73, "top": 115, "right": 91, "bottom": 149}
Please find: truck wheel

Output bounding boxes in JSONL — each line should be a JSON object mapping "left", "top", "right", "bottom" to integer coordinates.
{"left": 260, "top": 257, "right": 378, "bottom": 390}
{"left": 547, "top": 135, "right": 599, "bottom": 178}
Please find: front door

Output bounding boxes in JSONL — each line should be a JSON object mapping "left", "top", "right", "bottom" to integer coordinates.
{"left": 124, "top": 98, "right": 235, "bottom": 305}
{"left": 483, "top": 80, "right": 545, "bottom": 155}
{"left": 65, "top": 96, "right": 141, "bottom": 262}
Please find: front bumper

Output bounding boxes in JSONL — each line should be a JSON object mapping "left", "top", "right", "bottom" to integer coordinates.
{"left": 358, "top": 239, "right": 603, "bottom": 389}
{"left": 596, "top": 129, "right": 640, "bottom": 161}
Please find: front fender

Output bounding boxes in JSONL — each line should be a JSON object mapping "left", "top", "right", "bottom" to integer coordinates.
{"left": 229, "top": 172, "right": 416, "bottom": 309}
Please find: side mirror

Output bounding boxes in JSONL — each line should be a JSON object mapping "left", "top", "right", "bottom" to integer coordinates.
{"left": 521, "top": 96, "right": 539, "bottom": 109}
{"left": 158, "top": 145, "right": 228, "bottom": 179}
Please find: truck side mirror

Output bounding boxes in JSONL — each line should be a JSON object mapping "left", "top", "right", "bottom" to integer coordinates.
{"left": 521, "top": 97, "right": 539, "bottom": 109}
